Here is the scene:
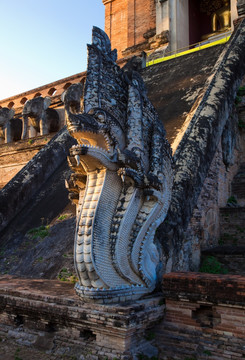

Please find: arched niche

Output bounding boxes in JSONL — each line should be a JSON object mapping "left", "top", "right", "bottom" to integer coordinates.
{"left": 8, "top": 101, "right": 14, "bottom": 109}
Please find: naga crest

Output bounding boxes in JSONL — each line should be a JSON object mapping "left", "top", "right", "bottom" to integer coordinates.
{"left": 64, "top": 27, "right": 173, "bottom": 303}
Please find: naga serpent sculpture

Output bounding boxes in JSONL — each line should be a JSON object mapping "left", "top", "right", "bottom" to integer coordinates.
{"left": 64, "top": 27, "right": 173, "bottom": 303}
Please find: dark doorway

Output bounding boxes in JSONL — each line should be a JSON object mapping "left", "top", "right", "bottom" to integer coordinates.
{"left": 189, "top": 0, "right": 213, "bottom": 45}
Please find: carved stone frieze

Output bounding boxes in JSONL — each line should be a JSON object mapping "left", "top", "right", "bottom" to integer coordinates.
{"left": 0, "top": 108, "right": 21, "bottom": 143}
{"left": 64, "top": 27, "right": 173, "bottom": 303}
{"left": 21, "top": 97, "right": 59, "bottom": 139}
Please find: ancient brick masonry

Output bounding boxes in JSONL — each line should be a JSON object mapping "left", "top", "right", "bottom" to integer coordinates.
{"left": 0, "top": 276, "right": 164, "bottom": 358}
{"left": 103, "top": 0, "right": 156, "bottom": 58}
{"left": 154, "top": 272, "right": 245, "bottom": 359}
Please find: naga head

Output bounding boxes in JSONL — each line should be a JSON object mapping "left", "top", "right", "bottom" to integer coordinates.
{"left": 63, "top": 79, "right": 127, "bottom": 173}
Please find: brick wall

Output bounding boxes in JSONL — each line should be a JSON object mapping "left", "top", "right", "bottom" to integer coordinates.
{"left": 103, "top": 0, "right": 156, "bottom": 58}
{"left": 104, "top": 0, "right": 128, "bottom": 58}
{"left": 219, "top": 207, "right": 245, "bottom": 246}
{"left": 0, "top": 276, "right": 164, "bottom": 358}
{"left": 154, "top": 272, "right": 245, "bottom": 359}
{"left": 0, "top": 135, "right": 53, "bottom": 189}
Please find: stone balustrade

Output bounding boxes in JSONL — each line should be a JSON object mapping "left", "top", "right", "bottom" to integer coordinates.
{"left": 0, "top": 71, "right": 86, "bottom": 115}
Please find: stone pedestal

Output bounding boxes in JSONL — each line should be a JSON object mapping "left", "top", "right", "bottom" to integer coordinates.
{"left": 0, "top": 276, "right": 164, "bottom": 358}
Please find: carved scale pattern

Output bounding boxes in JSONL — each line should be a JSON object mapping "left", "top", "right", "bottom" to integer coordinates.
{"left": 75, "top": 170, "right": 106, "bottom": 289}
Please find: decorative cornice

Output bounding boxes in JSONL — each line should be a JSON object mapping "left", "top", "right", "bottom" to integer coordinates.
{"left": 0, "top": 71, "right": 86, "bottom": 104}
{"left": 102, "top": 0, "right": 115, "bottom": 5}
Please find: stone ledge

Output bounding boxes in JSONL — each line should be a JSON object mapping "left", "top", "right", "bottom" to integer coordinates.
{"left": 0, "top": 134, "right": 55, "bottom": 189}
{"left": 202, "top": 245, "right": 245, "bottom": 255}
{"left": 163, "top": 272, "right": 245, "bottom": 306}
{"left": 0, "top": 134, "right": 53, "bottom": 153}
{"left": 0, "top": 276, "right": 164, "bottom": 357}
{"left": 220, "top": 206, "right": 245, "bottom": 213}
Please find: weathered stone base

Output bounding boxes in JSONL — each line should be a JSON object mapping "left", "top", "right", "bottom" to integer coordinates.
{"left": 0, "top": 276, "right": 163, "bottom": 359}
{"left": 155, "top": 272, "right": 245, "bottom": 359}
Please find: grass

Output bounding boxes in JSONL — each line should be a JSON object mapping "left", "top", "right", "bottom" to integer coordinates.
{"left": 32, "top": 256, "right": 44, "bottom": 266}
{"left": 227, "top": 195, "right": 237, "bottom": 205}
{"left": 237, "top": 86, "right": 245, "bottom": 96}
{"left": 27, "top": 225, "right": 49, "bottom": 240}
{"left": 28, "top": 139, "right": 34, "bottom": 145}
{"left": 236, "top": 226, "right": 245, "bottom": 233}
{"left": 62, "top": 253, "right": 73, "bottom": 258}
{"left": 235, "top": 86, "right": 245, "bottom": 106}
{"left": 235, "top": 95, "right": 242, "bottom": 105}
{"left": 203, "top": 350, "right": 212, "bottom": 356}
{"left": 144, "top": 331, "right": 155, "bottom": 341}
{"left": 57, "top": 268, "right": 78, "bottom": 283}
{"left": 219, "top": 232, "right": 238, "bottom": 245}
{"left": 14, "top": 348, "right": 22, "bottom": 360}
{"left": 58, "top": 214, "right": 68, "bottom": 221}
{"left": 238, "top": 119, "right": 245, "bottom": 129}
{"left": 200, "top": 256, "right": 228, "bottom": 274}
{"left": 218, "top": 237, "right": 224, "bottom": 245}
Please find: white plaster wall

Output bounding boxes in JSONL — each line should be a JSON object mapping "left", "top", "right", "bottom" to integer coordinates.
{"left": 231, "top": 0, "right": 238, "bottom": 29}
{"left": 156, "top": 0, "right": 170, "bottom": 34}
{"left": 169, "top": 0, "right": 177, "bottom": 51}
{"left": 176, "top": 0, "right": 189, "bottom": 49}
{"left": 169, "top": 0, "right": 189, "bottom": 51}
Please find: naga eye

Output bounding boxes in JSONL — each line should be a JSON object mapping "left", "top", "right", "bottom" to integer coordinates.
{"left": 88, "top": 109, "right": 95, "bottom": 115}
{"left": 96, "top": 113, "right": 106, "bottom": 123}
{"left": 98, "top": 114, "right": 104, "bottom": 121}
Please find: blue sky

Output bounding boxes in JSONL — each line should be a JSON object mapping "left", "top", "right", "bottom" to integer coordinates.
{"left": 0, "top": 0, "right": 104, "bottom": 100}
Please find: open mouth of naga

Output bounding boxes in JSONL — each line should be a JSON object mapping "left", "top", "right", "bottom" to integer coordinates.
{"left": 76, "top": 131, "right": 111, "bottom": 152}
{"left": 67, "top": 110, "right": 124, "bottom": 172}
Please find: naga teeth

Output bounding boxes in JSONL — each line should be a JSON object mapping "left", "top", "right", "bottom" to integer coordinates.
{"left": 75, "top": 155, "right": 80, "bottom": 166}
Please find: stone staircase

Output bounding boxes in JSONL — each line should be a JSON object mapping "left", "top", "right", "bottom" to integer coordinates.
{"left": 201, "top": 164, "right": 245, "bottom": 275}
